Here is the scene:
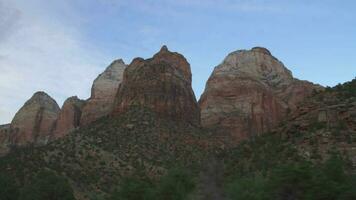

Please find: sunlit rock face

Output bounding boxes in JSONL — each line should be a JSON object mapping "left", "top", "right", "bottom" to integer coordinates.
{"left": 199, "top": 47, "right": 322, "bottom": 142}
{"left": 52, "top": 96, "right": 85, "bottom": 139}
{"left": 10, "top": 91, "right": 60, "bottom": 145}
{"left": 80, "top": 59, "right": 127, "bottom": 126}
{"left": 113, "top": 46, "right": 200, "bottom": 126}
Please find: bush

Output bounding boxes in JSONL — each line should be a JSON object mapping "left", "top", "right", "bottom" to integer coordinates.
{"left": 156, "top": 168, "right": 195, "bottom": 200}
{"left": 0, "top": 173, "right": 19, "bottom": 200}
{"left": 110, "top": 177, "right": 155, "bottom": 200}
{"left": 111, "top": 168, "right": 195, "bottom": 200}
{"left": 226, "top": 154, "right": 356, "bottom": 200}
{"left": 226, "top": 175, "right": 270, "bottom": 200}
{"left": 19, "top": 170, "right": 75, "bottom": 200}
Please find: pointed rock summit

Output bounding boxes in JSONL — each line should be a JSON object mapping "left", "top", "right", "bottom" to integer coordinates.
{"left": 53, "top": 96, "right": 85, "bottom": 139}
{"left": 10, "top": 91, "right": 60, "bottom": 145}
{"left": 80, "top": 59, "right": 127, "bottom": 126}
{"left": 113, "top": 46, "right": 200, "bottom": 125}
{"left": 199, "top": 47, "right": 322, "bottom": 142}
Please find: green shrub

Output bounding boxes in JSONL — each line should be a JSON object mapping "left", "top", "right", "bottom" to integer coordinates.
{"left": 110, "top": 177, "right": 155, "bottom": 200}
{"left": 0, "top": 173, "right": 19, "bottom": 200}
{"left": 225, "top": 154, "right": 356, "bottom": 200}
{"left": 226, "top": 175, "right": 270, "bottom": 200}
{"left": 19, "top": 170, "right": 75, "bottom": 200}
{"left": 156, "top": 168, "right": 195, "bottom": 200}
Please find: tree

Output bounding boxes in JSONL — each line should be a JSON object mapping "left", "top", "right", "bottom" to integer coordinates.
{"left": 110, "top": 177, "right": 155, "bottom": 200}
{"left": 19, "top": 170, "right": 75, "bottom": 200}
{"left": 156, "top": 168, "right": 195, "bottom": 200}
{"left": 0, "top": 173, "right": 19, "bottom": 200}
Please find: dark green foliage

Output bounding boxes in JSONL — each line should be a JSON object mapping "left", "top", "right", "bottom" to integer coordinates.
{"left": 111, "top": 168, "right": 195, "bottom": 200}
{"left": 19, "top": 170, "right": 75, "bottom": 200}
{"left": 155, "top": 168, "right": 195, "bottom": 200}
{"left": 0, "top": 173, "right": 19, "bottom": 200}
{"left": 309, "top": 121, "right": 326, "bottom": 132}
{"left": 226, "top": 175, "right": 269, "bottom": 200}
{"left": 326, "top": 78, "right": 356, "bottom": 98}
{"left": 110, "top": 178, "right": 155, "bottom": 200}
{"left": 226, "top": 154, "right": 356, "bottom": 200}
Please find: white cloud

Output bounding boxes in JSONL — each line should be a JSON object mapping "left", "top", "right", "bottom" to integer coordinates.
{"left": 0, "top": 0, "right": 107, "bottom": 124}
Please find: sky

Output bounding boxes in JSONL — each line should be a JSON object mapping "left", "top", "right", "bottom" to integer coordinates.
{"left": 0, "top": 0, "right": 355, "bottom": 124}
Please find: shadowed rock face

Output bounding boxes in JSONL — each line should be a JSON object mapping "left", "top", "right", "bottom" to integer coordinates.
{"left": 113, "top": 46, "right": 200, "bottom": 125}
{"left": 0, "top": 124, "right": 11, "bottom": 155}
{"left": 10, "top": 91, "right": 60, "bottom": 145}
{"left": 53, "top": 96, "right": 85, "bottom": 139}
{"left": 80, "top": 59, "right": 127, "bottom": 126}
{"left": 199, "top": 47, "right": 322, "bottom": 142}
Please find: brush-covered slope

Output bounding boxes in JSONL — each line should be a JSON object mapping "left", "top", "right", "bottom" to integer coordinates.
{"left": 0, "top": 106, "right": 221, "bottom": 199}
{"left": 222, "top": 78, "right": 356, "bottom": 200}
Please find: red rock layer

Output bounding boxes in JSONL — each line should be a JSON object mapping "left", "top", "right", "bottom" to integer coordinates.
{"left": 10, "top": 91, "right": 60, "bottom": 145}
{"left": 52, "top": 96, "right": 85, "bottom": 139}
{"left": 113, "top": 46, "right": 200, "bottom": 125}
{"left": 199, "top": 47, "right": 322, "bottom": 142}
{"left": 80, "top": 59, "right": 126, "bottom": 126}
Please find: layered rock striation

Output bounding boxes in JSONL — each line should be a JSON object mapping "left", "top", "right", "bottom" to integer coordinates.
{"left": 113, "top": 46, "right": 200, "bottom": 125}
{"left": 10, "top": 91, "right": 60, "bottom": 145}
{"left": 199, "top": 47, "right": 322, "bottom": 141}
{"left": 53, "top": 96, "right": 85, "bottom": 139}
{"left": 80, "top": 59, "right": 127, "bottom": 126}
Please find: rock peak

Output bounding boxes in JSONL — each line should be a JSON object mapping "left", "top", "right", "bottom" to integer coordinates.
{"left": 110, "top": 59, "right": 125, "bottom": 66}
{"left": 32, "top": 91, "right": 52, "bottom": 99}
{"left": 114, "top": 47, "right": 200, "bottom": 125}
{"left": 80, "top": 59, "right": 127, "bottom": 126}
{"left": 160, "top": 45, "right": 169, "bottom": 52}
{"left": 251, "top": 47, "right": 272, "bottom": 55}
{"left": 10, "top": 91, "right": 60, "bottom": 145}
{"left": 199, "top": 48, "right": 322, "bottom": 143}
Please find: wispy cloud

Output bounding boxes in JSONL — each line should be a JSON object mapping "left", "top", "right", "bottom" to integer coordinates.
{"left": 0, "top": 0, "right": 107, "bottom": 124}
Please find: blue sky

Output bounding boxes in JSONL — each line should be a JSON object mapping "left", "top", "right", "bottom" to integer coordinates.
{"left": 0, "top": 0, "right": 355, "bottom": 124}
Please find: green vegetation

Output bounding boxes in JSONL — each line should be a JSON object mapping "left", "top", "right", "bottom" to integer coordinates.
{"left": 226, "top": 147, "right": 356, "bottom": 200}
{"left": 0, "top": 173, "right": 19, "bottom": 200}
{"left": 0, "top": 170, "right": 75, "bottom": 200}
{"left": 326, "top": 77, "right": 356, "bottom": 98}
{"left": 225, "top": 154, "right": 356, "bottom": 200}
{"left": 111, "top": 168, "right": 195, "bottom": 200}
{"left": 19, "top": 170, "right": 75, "bottom": 200}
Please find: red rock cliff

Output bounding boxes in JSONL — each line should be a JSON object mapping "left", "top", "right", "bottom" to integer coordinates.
{"left": 113, "top": 46, "right": 200, "bottom": 125}
{"left": 199, "top": 47, "right": 322, "bottom": 142}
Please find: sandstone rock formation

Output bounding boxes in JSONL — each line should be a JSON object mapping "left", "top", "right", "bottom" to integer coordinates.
{"left": 114, "top": 46, "right": 200, "bottom": 125}
{"left": 52, "top": 96, "right": 85, "bottom": 139}
{"left": 0, "top": 124, "right": 11, "bottom": 155}
{"left": 10, "top": 91, "right": 60, "bottom": 145}
{"left": 80, "top": 59, "right": 127, "bottom": 126}
{"left": 199, "top": 47, "right": 322, "bottom": 141}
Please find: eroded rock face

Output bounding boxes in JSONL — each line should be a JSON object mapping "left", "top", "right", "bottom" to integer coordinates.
{"left": 0, "top": 124, "right": 11, "bottom": 155}
{"left": 10, "top": 92, "right": 60, "bottom": 145}
{"left": 80, "top": 59, "right": 127, "bottom": 126}
{"left": 113, "top": 46, "right": 200, "bottom": 125}
{"left": 53, "top": 96, "right": 85, "bottom": 139}
{"left": 199, "top": 47, "right": 322, "bottom": 141}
